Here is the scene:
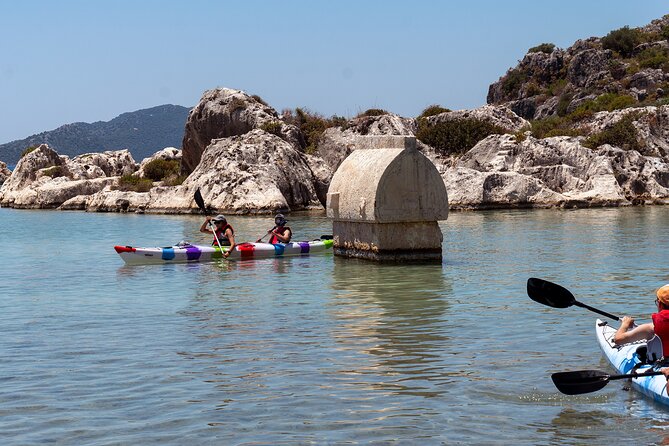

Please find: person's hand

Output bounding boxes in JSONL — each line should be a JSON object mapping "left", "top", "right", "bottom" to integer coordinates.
{"left": 621, "top": 316, "right": 635, "bottom": 329}
{"left": 662, "top": 368, "right": 669, "bottom": 380}
{"left": 268, "top": 228, "right": 274, "bottom": 234}
{"left": 223, "top": 251, "right": 230, "bottom": 258}
{"left": 206, "top": 216, "right": 212, "bottom": 222}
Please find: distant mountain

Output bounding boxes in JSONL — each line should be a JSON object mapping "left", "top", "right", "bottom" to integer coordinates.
{"left": 0, "top": 104, "right": 190, "bottom": 165}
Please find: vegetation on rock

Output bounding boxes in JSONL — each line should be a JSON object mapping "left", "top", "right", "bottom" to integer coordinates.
{"left": 416, "top": 118, "right": 506, "bottom": 155}
{"left": 282, "top": 108, "right": 346, "bottom": 154}
{"left": 418, "top": 105, "right": 451, "bottom": 118}
{"left": 117, "top": 175, "right": 153, "bottom": 192}
{"left": 143, "top": 159, "right": 180, "bottom": 182}
{"left": 583, "top": 113, "right": 642, "bottom": 151}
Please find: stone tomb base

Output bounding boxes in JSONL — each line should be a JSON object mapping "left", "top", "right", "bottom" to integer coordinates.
{"left": 332, "top": 220, "right": 443, "bottom": 262}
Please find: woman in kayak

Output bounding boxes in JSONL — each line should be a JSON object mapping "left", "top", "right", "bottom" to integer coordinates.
{"left": 258, "top": 213, "right": 292, "bottom": 243}
{"left": 200, "top": 215, "right": 236, "bottom": 258}
{"left": 614, "top": 284, "right": 669, "bottom": 356}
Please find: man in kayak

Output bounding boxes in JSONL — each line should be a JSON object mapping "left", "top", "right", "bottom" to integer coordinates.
{"left": 200, "top": 215, "right": 236, "bottom": 258}
{"left": 258, "top": 213, "right": 292, "bottom": 243}
{"left": 614, "top": 284, "right": 669, "bottom": 357}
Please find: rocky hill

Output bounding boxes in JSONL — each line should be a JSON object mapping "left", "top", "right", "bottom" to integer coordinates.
{"left": 488, "top": 15, "right": 669, "bottom": 122}
{"left": 0, "top": 104, "right": 190, "bottom": 165}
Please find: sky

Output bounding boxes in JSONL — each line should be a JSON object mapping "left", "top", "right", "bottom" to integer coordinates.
{"left": 0, "top": 0, "right": 667, "bottom": 144}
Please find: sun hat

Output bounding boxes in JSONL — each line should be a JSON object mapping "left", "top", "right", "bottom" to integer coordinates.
{"left": 657, "top": 284, "right": 669, "bottom": 305}
{"left": 212, "top": 215, "right": 227, "bottom": 223}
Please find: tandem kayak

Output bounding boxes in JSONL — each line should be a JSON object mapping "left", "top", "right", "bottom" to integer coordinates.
{"left": 595, "top": 318, "right": 669, "bottom": 406}
{"left": 114, "top": 238, "right": 334, "bottom": 265}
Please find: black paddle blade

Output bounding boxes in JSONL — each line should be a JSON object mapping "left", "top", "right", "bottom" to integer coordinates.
{"left": 551, "top": 370, "right": 610, "bottom": 395}
{"left": 527, "top": 278, "right": 576, "bottom": 309}
{"left": 194, "top": 189, "right": 206, "bottom": 213}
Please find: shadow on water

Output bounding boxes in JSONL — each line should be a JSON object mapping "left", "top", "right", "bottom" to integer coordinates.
{"left": 327, "top": 257, "right": 458, "bottom": 397}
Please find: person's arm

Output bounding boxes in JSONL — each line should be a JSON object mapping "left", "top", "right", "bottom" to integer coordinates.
{"left": 614, "top": 316, "right": 654, "bottom": 345}
{"left": 223, "top": 229, "right": 235, "bottom": 258}
{"left": 200, "top": 217, "right": 213, "bottom": 234}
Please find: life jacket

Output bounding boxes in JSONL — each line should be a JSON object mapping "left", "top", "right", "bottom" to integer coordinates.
{"left": 269, "top": 226, "right": 291, "bottom": 244}
{"left": 651, "top": 309, "right": 669, "bottom": 357}
{"left": 213, "top": 223, "right": 234, "bottom": 246}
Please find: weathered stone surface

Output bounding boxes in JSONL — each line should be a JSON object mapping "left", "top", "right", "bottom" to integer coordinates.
{"left": 424, "top": 105, "right": 529, "bottom": 132}
{"left": 316, "top": 113, "right": 415, "bottom": 171}
{"left": 0, "top": 144, "right": 139, "bottom": 209}
{"left": 146, "top": 129, "right": 324, "bottom": 213}
{"left": 442, "top": 133, "right": 669, "bottom": 209}
{"left": 327, "top": 136, "right": 448, "bottom": 262}
{"left": 0, "top": 161, "right": 11, "bottom": 185}
{"left": 181, "top": 88, "right": 304, "bottom": 173}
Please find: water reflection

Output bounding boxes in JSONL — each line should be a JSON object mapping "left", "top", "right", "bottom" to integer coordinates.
{"left": 329, "top": 258, "right": 454, "bottom": 397}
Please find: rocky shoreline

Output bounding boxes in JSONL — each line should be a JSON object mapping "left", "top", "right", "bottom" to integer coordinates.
{"left": 1, "top": 88, "right": 668, "bottom": 213}
{"left": 3, "top": 16, "right": 669, "bottom": 213}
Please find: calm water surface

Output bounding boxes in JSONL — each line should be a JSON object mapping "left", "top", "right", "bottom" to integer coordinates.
{"left": 1, "top": 206, "right": 668, "bottom": 445}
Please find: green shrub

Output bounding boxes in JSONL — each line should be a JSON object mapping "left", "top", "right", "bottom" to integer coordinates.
{"left": 547, "top": 79, "right": 568, "bottom": 96}
{"left": 583, "top": 113, "right": 642, "bottom": 151}
{"left": 143, "top": 159, "right": 180, "bottom": 182}
{"left": 500, "top": 68, "right": 527, "bottom": 97}
{"left": 416, "top": 118, "right": 506, "bottom": 155}
{"left": 251, "top": 94, "right": 268, "bottom": 106}
{"left": 530, "top": 116, "right": 587, "bottom": 139}
{"left": 638, "top": 46, "right": 669, "bottom": 69}
{"left": 41, "top": 165, "right": 67, "bottom": 178}
{"left": 418, "top": 105, "right": 451, "bottom": 118}
{"left": 528, "top": 43, "right": 556, "bottom": 54}
{"left": 571, "top": 93, "right": 637, "bottom": 118}
{"left": 662, "top": 25, "right": 669, "bottom": 41}
{"left": 21, "top": 146, "right": 38, "bottom": 158}
{"left": 556, "top": 93, "right": 572, "bottom": 117}
{"left": 601, "top": 26, "right": 641, "bottom": 58}
{"left": 117, "top": 175, "right": 153, "bottom": 192}
{"left": 357, "top": 108, "right": 388, "bottom": 117}
{"left": 260, "top": 121, "right": 283, "bottom": 136}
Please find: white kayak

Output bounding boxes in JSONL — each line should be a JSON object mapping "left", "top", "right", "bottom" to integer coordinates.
{"left": 115, "top": 238, "right": 334, "bottom": 265}
{"left": 595, "top": 318, "right": 669, "bottom": 406}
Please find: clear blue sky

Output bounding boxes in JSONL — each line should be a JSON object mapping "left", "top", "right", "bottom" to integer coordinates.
{"left": 0, "top": 0, "right": 667, "bottom": 144}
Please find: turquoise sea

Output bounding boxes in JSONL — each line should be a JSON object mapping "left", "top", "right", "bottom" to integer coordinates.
{"left": 1, "top": 206, "right": 669, "bottom": 445}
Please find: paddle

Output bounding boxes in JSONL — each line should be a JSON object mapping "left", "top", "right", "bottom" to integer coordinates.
{"left": 526, "top": 278, "right": 620, "bottom": 321}
{"left": 551, "top": 369, "right": 666, "bottom": 395}
{"left": 256, "top": 226, "right": 276, "bottom": 243}
{"left": 194, "top": 189, "right": 224, "bottom": 252}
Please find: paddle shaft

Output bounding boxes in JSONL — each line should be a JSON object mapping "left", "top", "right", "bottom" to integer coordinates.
{"left": 607, "top": 370, "right": 666, "bottom": 381}
{"left": 573, "top": 301, "right": 620, "bottom": 321}
{"left": 258, "top": 226, "right": 277, "bottom": 242}
{"left": 194, "top": 189, "right": 226, "bottom": 256}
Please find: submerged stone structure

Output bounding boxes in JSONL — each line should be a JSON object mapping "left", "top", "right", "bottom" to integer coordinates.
{"left": 326, "top": 135, "right": 449, "bottom": 262}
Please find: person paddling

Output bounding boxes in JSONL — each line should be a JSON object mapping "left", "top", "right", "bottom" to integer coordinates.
{"left": 258, "top": 213, "right": 291, "bottom": 244}
{"left": 614, "top": 284, "right": 669, "bottom": 357}
{"left": 200, "top": 214, "right": 236, "bottom": 258}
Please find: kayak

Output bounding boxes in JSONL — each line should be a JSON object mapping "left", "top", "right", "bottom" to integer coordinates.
{"left": 114, "top": 238, "right": 334, "bottom": 265}
{"left": 595, "top": 318, "right": 669, "bottom": 406}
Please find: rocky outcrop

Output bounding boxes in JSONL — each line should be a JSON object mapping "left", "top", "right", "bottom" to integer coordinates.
{"left": 56, "top": 130, "right": 328, "bottom": 214}
{"left": 443, "top": 134, "right": 669, "bottom": 209}
{"left": 0, "top": 161, "right": 11, "bottom": 185}
{"left": 487, "top": 15, "right": 669, "bottom": 120}
{"left": 181, "top": 88, "right": 304, "bottom": 174}
{"left": 423, "top": 105, "right": 529, "bottom": 132}
{"left": 0, "top": 144, "right": 138, "bottom": 209}
{"left": 316, "top": 113, "right": 415, "bottom": 171}
{"left": 152, "top": 129, "right": 323, "bottom": 213}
